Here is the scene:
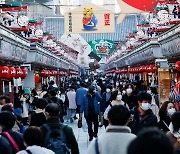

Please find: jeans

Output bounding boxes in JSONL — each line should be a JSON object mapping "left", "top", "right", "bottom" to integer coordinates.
{"left": 67, "top": 109, "right": 76, "bottom": 120}
{"left": 85, "top": 114, "right": 99, "bottom": 138}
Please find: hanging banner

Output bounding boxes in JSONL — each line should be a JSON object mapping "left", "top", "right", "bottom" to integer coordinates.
{"left": 89, "top": 39, "right": 114, "bottom": 57}
{"left": 116, "top": 0, "right": 158, "bottom": 23}
{"left": 64, "top": 2, "right": 115, "bottom": 34}
{"left": 0, "top": 0, "right": 5, "bottom": 4}
{"left": 60, "top": 34, "right": 91, "bottom": 55}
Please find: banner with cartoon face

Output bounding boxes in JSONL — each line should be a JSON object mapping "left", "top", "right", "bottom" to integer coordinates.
{"left": 64, "top": 2, "right": 115, "bottom": 34}
{"left": 89, "top": 39, "right": 114, "bottom": 57}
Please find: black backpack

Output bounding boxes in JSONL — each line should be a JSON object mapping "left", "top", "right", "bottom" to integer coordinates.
{"left": 44, "top": 124, "right": 71, "bottom": 154}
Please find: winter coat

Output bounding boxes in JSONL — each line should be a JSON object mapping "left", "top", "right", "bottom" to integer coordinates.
{"left": 40, "top": 117, "right": 79, "bottom": 154}
{"left": 129, "top": 107, "right": 157, "bottom": 134}
{"left": 80, "top": 93, "right": 102, "bottom": 117}
{"left": 1, "top": 129, "right": 25, "bottom": 154}
{"left": 76, "top": 87, "right": 87, "bottom": 106}
{"left": 67, "top": 91, "right": 77, "bottom": 109}
{"left": 16, "top": 145, "right": 55, "bottom": 154}
{"left": 100, "top": 92, "right": 112, "bottom": 112}
{"left": 122, "top": 94, "right": 137, "bottom": 109}
{"left": 87, "top": 125, "right": 136, "bottom": 154}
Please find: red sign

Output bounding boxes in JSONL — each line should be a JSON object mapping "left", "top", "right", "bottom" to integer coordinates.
{"left": 104, "top": 13, "right": 110, "bottom": 26}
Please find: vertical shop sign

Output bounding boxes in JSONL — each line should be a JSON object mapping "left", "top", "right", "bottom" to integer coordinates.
{"left": 104, "top": 13, "right": 110, "bottom": 26}
{"left": 69, "top": 12, "right": 72, "bottom": 33}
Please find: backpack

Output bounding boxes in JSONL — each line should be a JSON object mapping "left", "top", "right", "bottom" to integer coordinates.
{"left": 44, "top": 124, "right": 71, "bottom": 154}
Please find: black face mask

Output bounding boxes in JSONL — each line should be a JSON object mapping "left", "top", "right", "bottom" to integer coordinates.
{"left": 89, "top": 90, "right": 94, "bottom": 94}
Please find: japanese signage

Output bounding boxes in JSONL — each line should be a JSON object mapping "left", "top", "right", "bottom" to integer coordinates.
{"left": 89, "top": 39, "right": 114, "bottom": 57}
{"left": 64, "top": 2, "right": 114, "bottom": 34}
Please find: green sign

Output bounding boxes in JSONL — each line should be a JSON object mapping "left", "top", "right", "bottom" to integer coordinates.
{"left": 89, "top": 40, "right": 114, "bottom": 57}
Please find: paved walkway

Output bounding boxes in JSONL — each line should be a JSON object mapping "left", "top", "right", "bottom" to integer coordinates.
{"left": 64, "top": 118, "right": 105, "bottom": 154}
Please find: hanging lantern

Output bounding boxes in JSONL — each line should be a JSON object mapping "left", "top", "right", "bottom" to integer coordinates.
{"left": 15, "top": 68, "right": 23, "bottom": 78}
{"left": 176, "top": 61, "right": 180, "bottom": 71}
{"left": 8, "top": 67, "right": 16, "bottom": 79}
{"left": 34, "top": 74, "right": 40, "bottom": 84}
{"left": 48, "top": 70, "right": 52, "bottom": 76}
{"left": 21, "top": 68, "right": 28, "bottom": 79}
{"left": 0, "top": 66, "right": 10, "bottom": 78}
{"left": 39, "top": 70, "right": 49, "bottom": 77}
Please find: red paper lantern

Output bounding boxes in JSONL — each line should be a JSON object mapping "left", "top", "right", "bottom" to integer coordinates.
{"left": 48, "top": 70, "right": 52, "bottom": 76}
{"left": 176, "top": 61, "right": 180, "bottom": 71}
{"left": 8, "top": 67, "right": 16, "bottom": 79}
{"left": 34, "top": 74, "right": 40, "bottom": 84}
{"left": 15, "top": 68, "right": 23, "bottom": 78}
{"left": 0, "top": 66, "right": 10, "bottom": 78}
{"left": 39, "top": 70, "right": 49, "bottom": 77}
{"left": 21, "top": 68, "right": 28, "bottom": 79}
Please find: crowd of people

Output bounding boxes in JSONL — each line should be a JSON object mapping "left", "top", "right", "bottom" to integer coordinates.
{"left": 0, "top": 75, "right": 179, "bottom": 154}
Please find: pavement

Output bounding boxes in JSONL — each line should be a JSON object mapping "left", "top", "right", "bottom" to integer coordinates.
{"left": 64, "top": 118, "right": 106, "bottom": 154}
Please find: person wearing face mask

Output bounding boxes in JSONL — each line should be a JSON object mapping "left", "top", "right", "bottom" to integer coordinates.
{"left": 122, "top": 84, "right": 138, "bottom": 110}
{"left": 158, "top": 101, "right": 176, "bottom": 132}
{"left": 103, "top": 90, "right": 129, "bottom": 127}
{"left": 79, "top": 86, "right": 102, "bottom": 141}
{"left": 100, "top": 85, "right": 113, "bottom": 113}
{"left": 167, "top": 111, "right": 180, "bottom": 149}
{"left": 129, "top": 92, "right": 157, "bottom": 134}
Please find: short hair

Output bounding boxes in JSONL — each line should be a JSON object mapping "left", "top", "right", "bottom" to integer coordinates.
{"left": 35, "top": 98, "right": 48, "bottom": 109}
{"left": 111, "top": 90, "right": 118, "bottom": 100}
{"left": 45, "top": 103, "right": 60, "bottom": 117}
{"left": 171, "top": 111, "right": 180, "bottom": 132}
{"left": 106, "top": 85, "right": 112, "bottom": 90}
{"left": 1, "top": 105, "right": 13, "bottom": 112}
{"left": 128, "top": 127, "right": 174, "bottom": 154}
{"left": 0, "top": 112, "right": 16, "bottom": 129}
{"left": 23, "top": 126, "right": 42, "bottom": 146}
{"left": 0, "top": 96, "right": 10, "bottom": 104}
{"left": 125, "top": 84, "right": 133, "bottom": 90}
{"left": 48, "top": 89, "right": 57, "bottom": 97}
{"left": 108, "top": 105, "right": 130, "bottom": 125}
{"left": 137, "top": 92, "right": 152, "bottom": 103}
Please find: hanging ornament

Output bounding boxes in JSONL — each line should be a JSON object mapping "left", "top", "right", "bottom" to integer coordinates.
{"left": 157, "top": 10, "right": 169, "bottom": 25}
{"left": 149, "top": 18, "right": 159, "bottom": 28}
{"left": 17, "top": 15, "right": 29, "bottom": 27}
{"left": 116, "top": 0, "right": 159, "bottom": 23}
{"left": 137, "top": 30, "right": 145, "bottom": 38}
{"left": 34, "top": 29, "right": 43, "bottom": 38}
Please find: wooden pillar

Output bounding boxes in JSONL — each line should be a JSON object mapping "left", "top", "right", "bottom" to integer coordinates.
{"left": 158, "top": 68, "right": 171, "bottom": 106}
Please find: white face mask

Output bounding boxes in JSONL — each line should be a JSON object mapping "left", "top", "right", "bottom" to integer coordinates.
{"left": 120, "top": 82, "right": 123, "bottom": 85}
{"left": 141, "top": 103, "right": 150, "bottom": 111}
{"left": 106, "top": 88, "right": 111, "bottom": 93}
{"left": 103, "top": 81, "right": 106, "bottom": 84}
{"left": 167, "top": 108, "right": 176, "bottom": 117}
{"left": 122, "top": 90, "right": 126, "bottom": 95}
{"left": 112, "top": 88, "right": 115, "bottom": 92}
{"left": 116, "top": 83, "right": 119, "bottom": 86}
{"left": 117, "top": 95, "right": 122, "bottom": 101}
{"left": 147, "top": 90, "right": 152, "bottom": 94}
{"left": 127, "top": 88, "right": 132, "bottom": 94}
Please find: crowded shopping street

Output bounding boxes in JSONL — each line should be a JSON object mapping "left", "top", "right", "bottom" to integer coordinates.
{"left": 0, "top": 0, "right": 180, "bottom": 154}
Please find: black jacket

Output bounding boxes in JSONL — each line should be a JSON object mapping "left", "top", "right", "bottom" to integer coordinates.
{"left": 122, "top": 94, "right": 138, "bottom": 109}
{"left": 40, "top": 117, "right": 79, "bottom": 154}
{"left": 129, "top": 107, "right": 157, "bottom": 134}
{"left": 158, "top": 116, "right": 171, "bottom": 132}
{"left": 100, "top": 92, "right": 112, "bottom": 112}
{"left": 30, "top": 111, "right": 47, "bottom": 127}
{"left": 1, "top": 129, "right": 25, "bottom": 153}
{"left": 0, "top": 135, "right": 12, "bottom": 154}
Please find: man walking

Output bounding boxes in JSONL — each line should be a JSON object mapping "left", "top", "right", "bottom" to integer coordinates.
{"left": 80, "top": 86, "right": 102, "bottom": 141}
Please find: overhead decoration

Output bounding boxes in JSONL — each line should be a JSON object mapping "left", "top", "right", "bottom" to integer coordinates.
{"left": 89, "top": 40, "right": 114, "bottom": 57}
{"left": 116, "top": 0, "right": 159, "bottom": 23}
{"left": 64, "top": 2, "right": 115, "bottom": 34}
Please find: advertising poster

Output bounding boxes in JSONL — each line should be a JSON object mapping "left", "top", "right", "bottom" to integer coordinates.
{"left": 64, "top": 2, "right": 115, "bottom": 34}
